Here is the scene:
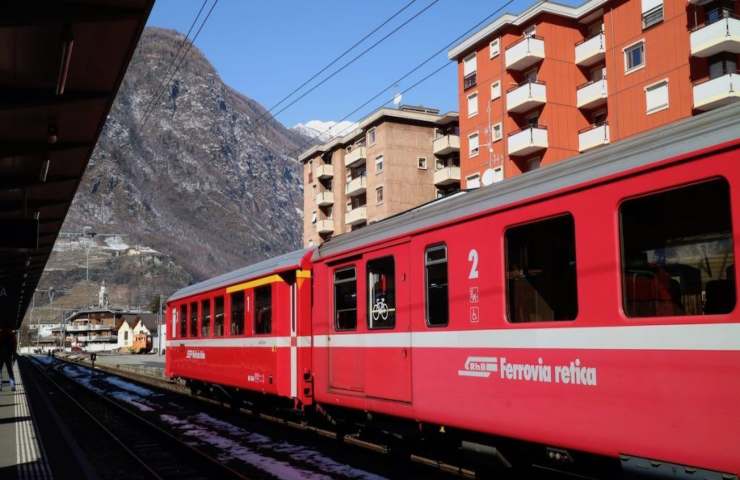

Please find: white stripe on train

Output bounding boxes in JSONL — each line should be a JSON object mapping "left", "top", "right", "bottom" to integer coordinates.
{"left": 166, "top": 322, "right": 740, "bottom": 351}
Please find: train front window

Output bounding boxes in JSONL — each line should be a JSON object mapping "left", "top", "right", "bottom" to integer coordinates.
{"left": 620, "top": 179, "right": 735, "bottom": 317}
{"left": 179, "top": 304, "right": 187, "bottom": 337}
{"left": 230, "top": 291, "right": 245, "bottom": 336}
{"left": 368, "top": 256, "right": 396, "bottom": 329}
{"left": 214, "top": 296, "right": 224, "bottom": 336}
{"left": 255, "top": 285, "right": 272, "bottom": 334}
{"left": 506, "top": 214, "right": 578, "bottom": 322}
{"left": 334, "top": 267, "right": 357, "bottom": 330}
{"left": 189, "top": 302, "right": 197, "bottom": 337}
{"left": 201, "top": 299, "right": 211, "bottom": 337}
{"left": 425, "top": 245, "right": 449, "bottom": 327}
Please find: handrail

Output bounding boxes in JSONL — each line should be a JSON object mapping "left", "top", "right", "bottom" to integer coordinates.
{"left": 576, "top": 77, "right": 606, "bottom": 90}
{"left": 505, "top": 34, "right": 545, "bottom": 51}
{"left": 578, "top": 121, "right": 609, "bottom": 134}
{"left": 507, "top": 124, "right": 547, "bottom": 137}
{"left": 575, "top": 31, "right": 604, "bottom": 47}
{"left": 690, "top": 11, "right": 738, "bottom": 32}
{"left": 506, "top": 79, "right": 546, "bottom": 93}
{"left": 692, "top": 70, "right": 738, "bottom": 86}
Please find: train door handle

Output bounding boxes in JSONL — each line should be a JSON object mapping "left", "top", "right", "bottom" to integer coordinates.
{"left": 402, "top": 348, "right": 408, "bottom": 359}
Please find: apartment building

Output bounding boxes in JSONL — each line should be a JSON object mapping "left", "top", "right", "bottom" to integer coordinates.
{"left": 448, "top": 0, "right": 739, "bottom": 187}
{"left": 300, "top": 106, "right": 459, "bottom": 246}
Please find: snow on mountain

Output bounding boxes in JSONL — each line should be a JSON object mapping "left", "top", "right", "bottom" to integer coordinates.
{"left": 293, "top": 120, "right": 358, "bottom": 142}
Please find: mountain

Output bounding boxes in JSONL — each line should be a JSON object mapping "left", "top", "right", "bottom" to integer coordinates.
{"left": 29, "top": 27, "right": 316, "bottom": 318}
{"left": 292, "top": 120, "right": 358, "bottom": 142}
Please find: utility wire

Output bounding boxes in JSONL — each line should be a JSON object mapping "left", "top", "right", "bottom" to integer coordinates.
{"left": 255, "top": 0, "right": 440, "bottom": 128}
{"left": 142, "top": 0, "right": 220, "bottom": 126}
{"left": 264, "top": 0, "right": 419, "bottom": 116}
{"left": 139, "top": 0, "right": 208, "bottom": 121}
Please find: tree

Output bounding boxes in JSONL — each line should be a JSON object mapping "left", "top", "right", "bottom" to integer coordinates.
{"left": 148, "top": 295, "right": 164, "bottom": 314}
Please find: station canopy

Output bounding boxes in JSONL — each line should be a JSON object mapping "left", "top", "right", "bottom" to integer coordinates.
{"left": 0, "top": 1, "right": 153, "bottom": 329}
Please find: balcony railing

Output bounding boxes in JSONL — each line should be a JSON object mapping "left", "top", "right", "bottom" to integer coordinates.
{"left": 693, "top": 72, "right": 740, "bottom": 111}
{"left": 576, "top": 78, "right": 608, "bottom": 109}
{"left": 316, "top": 219, "right": 334, "bottom": 234}
{"left": 67, "top": 324, "right": 113, "bottom": 332}
{"left": 575, "top": 32, "right": 606, "bottom": 66}
{"left": 344, "top": 146, "right": 367, "bottom": 167}
{"left": 506, "top": 80, "right": 547, "bottom": 113}
{"left": 345, "top": 206, "right": 368, "bottom": 226}
{"left": 433, "top": 134, "right": 460, "bottom": 156}
{"left": 433, "top": 166, "right": 461, "bottom": 186}
{"left": 690, "top": 14, "right": 740, "bottom": 58}
{"left": 314, "top": 191, "right": 334, "bottom": 207}
{"left": 578, "top": 122, "right": 610, "bottom": 152}
{"left": 463, "top": 72, "right": 477, "bottom": 90}
{"left": 345, "top": 175, "right": 367, "bottom": 196}
{"left": 505, "top": 35, "right": 545, "bottom": 71}
{"left": 316, "top": 163, "right": 333, "bottom": 179}
{"left": 507, "top": 125, "right": 548, "bottom": 156}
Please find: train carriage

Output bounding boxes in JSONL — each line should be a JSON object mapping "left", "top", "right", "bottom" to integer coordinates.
{"left": 166, "top": 249, "right": 314, "bottom": 406}
{"left": 310, "top": 104, "right": 740, "bottom": 476}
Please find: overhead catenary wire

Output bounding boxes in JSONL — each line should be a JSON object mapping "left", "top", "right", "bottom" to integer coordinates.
{"left": 142, "top": 0, "right": 220, "bottom": 126}
{"left": 139, "top": 0, "right": 209, "bottom": 121}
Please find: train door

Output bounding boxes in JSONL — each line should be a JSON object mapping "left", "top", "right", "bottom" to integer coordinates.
{"left": 364, "top": 245, "right": 412, "bottom": 403}
{"left": 328, "top": 262, "right": 365, "bottom": 393}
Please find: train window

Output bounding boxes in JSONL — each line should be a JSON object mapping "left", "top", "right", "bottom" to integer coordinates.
{"left": 425, "top": 245, "right": 449, "bottom": 327}
{"left": 254, "top": 285, "right": 272, "bottom": 334}
{"left": 189, "top": 302, "right": 197, "bottom": 337}
{"left": 505, "top": 214, "right": 578, "bottom": 322}
{"left": 214, "top": 296, "right": 224, "bottom": 336}
{"left": 179, "top": 304, "right": 187, "bottom": 338}
{"left": 201, "top": 299, "right": 211, "bottom": 337}
{"left": 620, "top": 179, "right": 735, "bottom": 317}
{"left": 368, "top": 256, "right": 396, "bottom": 329}
{"left": 334, "top": 267, "right": 357, "bottom": 330}
{"left": 230, "top": 291, "right": 245, "bottom": 336}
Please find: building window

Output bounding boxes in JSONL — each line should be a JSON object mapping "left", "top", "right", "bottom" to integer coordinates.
{"left": 468, "top": 132, "right": 480, "bottom": 157}
{"left": 201, "top": 299, "right": 211, "bottom": 337}
{"left": 645, "top": 79, "right": 669, "bottom": 114}
{"left": 620, "top": 179, "right": 735, "bottom": 317}
{"left": 708, "top": 54, "right": 736, "bottom": 79}
{"left": 367, "top": 256, "right": 396, "bottom": 329}
{"left": 230, "top": 291, "right": 244, "bottom": 336}
{"left": 506, "top": 214, "right": 578, "bottom": 323}
{"left": 425, "top": 245, "right": 449, "bottom": 327}
{"left": 124, "top": 331, "right": 128, "bottom": 341}
{"left": 376, "top": 186, "right": 384, "bottom": 204}
{"left": 624, "top": 41, "right": 645, "bottom": 73}
{"left": 491, "top": 80, "right": 501, "bottom": 100}
{"left": 641, "top": 0, "right": 663, "bottom": 29}
{"left": 367, "top": 127, "right": 376, "bottom": 146}
{"left": 213, "top": 296, "right": 224, "bottom": 336}
{"left": 189, "top": 302, "right": 197, "bottom": 337}
{"left": 417, "top": 157, "right": 428, "bottom": 170}
{"left": 466, "top": 173, "right": 481, "bottom": 189}
{"left": 493, "top": 166, "right": 504, "bottom": 183}
{"left": 254, "top": 285, "right": 272, "bottom": 334}
{"left": 375, "top": 155, "right": 384, "bottom": 173}
{"left": 467, "top": 92, "right": 478, "bottom": 117}
{"left": 334, "top": 267, "right": 357, "bottom": 330}
{"left": 463, "top": 53, "right": 477, "bottom": 89}
{"left": 311, "top": 211, "right": 317, "bottom": 224}
{"left": 179, "top": 304, "right": 187, "bottom": 338}
{"left": 489, "top": 38, "right": 500, "bottom": 58}
{"left": 492, "top": 122, "right": 503, "bottom": 142}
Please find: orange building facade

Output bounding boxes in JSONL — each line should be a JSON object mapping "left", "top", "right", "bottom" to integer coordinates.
{"left": 449, "top": 0, "right": 739, "bottom": 187}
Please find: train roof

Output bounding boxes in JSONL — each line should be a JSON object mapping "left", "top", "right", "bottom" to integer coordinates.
{"left": 316, "top": 102, "right": 740, "bottom": 260}
{"left": 168, "top": 248, "right": 313, "bottom": 303}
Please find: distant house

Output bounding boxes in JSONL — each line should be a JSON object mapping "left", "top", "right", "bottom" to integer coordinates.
{"left": 117, "top": 317, "right": 153, "bottom": 353}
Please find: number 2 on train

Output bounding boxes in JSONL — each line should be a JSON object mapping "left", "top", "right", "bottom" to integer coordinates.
{"left": 468, "top": 249, "right": 479, "bottom": 279}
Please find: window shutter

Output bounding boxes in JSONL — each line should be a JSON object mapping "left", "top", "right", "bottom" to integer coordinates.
{"left": 467, "top": 93, "right": 478, "bottom": 116}
{"left": 641, "top": 0, "right": 662, "bottom": 13}
{"left": 645, "top": 81, "right": 668, "bottom": 113}
{"left": 493, "top": 167, "right": 504, "bottom": 183}
{"left": 491, "top": 81, "right": 501, "bottom": 99}
{"left": 463, "top": 54, "right": 477, "bottom": 76}
{"left": 469, "top": 133, "right": 479, "bottom": 154}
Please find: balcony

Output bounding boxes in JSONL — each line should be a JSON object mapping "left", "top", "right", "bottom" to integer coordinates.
{"left": 316, "top": 163, "right": 333, "bottom": 179}
{"left": 316, "top": 219, "right": 334, "bottom": 235}
{"left": 693, "top": 73, "right": 740, "bottom": 111}
{"left": 506, "top": 81, "right": 547, "bottom": 113}
{"left": 507, "top": 125, "right": 548, "bottom": 156}
{"left": 433, "top": 134, "right": 460, "bottom": 156}
{"left": 505, "top": 35, "right": 545, "bottom": 71}
{"left": 575, "top": 32, "right": 606, "bottom": 66}
{"left": 345, "top": 206, "right": 368, "bottom": 226}
{"left": 576, "top": 79, "right": 608, "bottom": 109}
{"left": 578, "top": 123, "right": 610, "bottom": 152}
{"left": 433, "top": 166, "right": 461, "bottom": 186}
{"left": 690, "top": 15, "right": 740, "bottom": 58}
{"left": 314, "top": 191, "right": 333, "bottom": 207}
{"left": 345, "top": 175, "right": 367, "bottom": 196}
{"left": 344, "top": 146, "right": 366, "bottom": 168}
{"left": 463, "top": 72, "right": 477, "bottom": 90}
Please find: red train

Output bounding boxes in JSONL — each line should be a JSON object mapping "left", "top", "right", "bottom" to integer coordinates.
{"left": 166, "top": 104, "right": 740, "bottom": 478}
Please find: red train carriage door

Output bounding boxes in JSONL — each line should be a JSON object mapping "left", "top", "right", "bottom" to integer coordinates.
{"left": 364, "top": 246, "right": 412, "bottom": 403}
{"left": 329, "top": 263, "right": 365, "bottom": 393}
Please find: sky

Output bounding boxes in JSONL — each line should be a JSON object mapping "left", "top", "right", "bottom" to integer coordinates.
{"left": 146, "top": 0, "right": 578, "bottom": 131}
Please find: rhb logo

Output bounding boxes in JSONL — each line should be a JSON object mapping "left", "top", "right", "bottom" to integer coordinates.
{"left": 458, "top": 356, "right": 498, "bottom": 378}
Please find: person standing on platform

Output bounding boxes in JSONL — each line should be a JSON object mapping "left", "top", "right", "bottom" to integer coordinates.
{"left": 0, "top": 328, "right": 17, "bottom": 391}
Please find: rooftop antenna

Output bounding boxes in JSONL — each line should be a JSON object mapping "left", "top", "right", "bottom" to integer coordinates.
{"left": 392, "top": 84, "right": 402, "bottom": 107}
